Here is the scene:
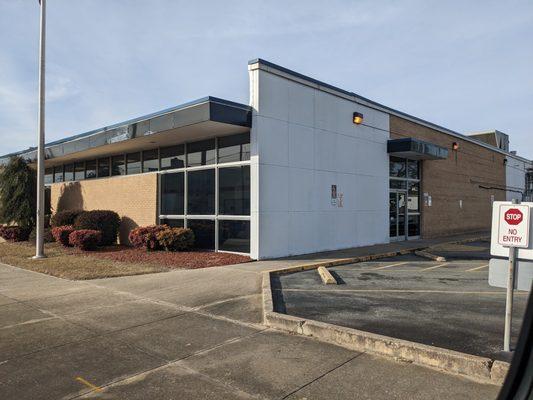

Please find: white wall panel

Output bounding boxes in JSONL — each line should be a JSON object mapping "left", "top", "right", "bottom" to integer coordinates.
{"left": 250, "top": 67, "right": 390, "bottom": 259}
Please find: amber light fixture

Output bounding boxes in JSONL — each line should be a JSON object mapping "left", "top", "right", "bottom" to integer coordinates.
{"left": 353, "top": 112, "right": 364, "bottom": 125}
{"left": 452, "top": 142, "right": 459, "bottom": 150}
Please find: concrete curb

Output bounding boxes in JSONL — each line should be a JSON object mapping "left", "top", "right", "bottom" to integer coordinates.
{"left": 262, "top": 259, "right": 509, "bottom": 386}
{"left": 317, "top": 266, "right": 337, "bottom": 284}
{"left": 415, "top": 250, "right": 447, "bottom": 262}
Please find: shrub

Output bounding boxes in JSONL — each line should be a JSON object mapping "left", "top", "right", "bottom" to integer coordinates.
{"left": 0, "top": 225, "right": 31, "bottom": 242}
{"left": 74, "top": 210, "right": 121, "bottom": 246}
{"left": 51, "top": 210, "right": 83, "bottom": 227}
{"left": 0, "top": 156, "right": 36, "bottom": 229}
{"left": 155, "top": 227, "right": 195, "bottom": 251}
{"left": 29, "top": 227, "right": 55, "bottom": 243}
{"left": 128, "top": 225, "right": 167, "bottom": 250}
{"left": 69, "top": 230, "right": 102, "bottom": 251}
{"left": 51, "top": 226, "right": 74, "bottom": 247}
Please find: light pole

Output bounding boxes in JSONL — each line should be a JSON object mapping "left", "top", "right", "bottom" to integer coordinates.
{"left": 33, "top": 0, "right": 46, "bottom": 259}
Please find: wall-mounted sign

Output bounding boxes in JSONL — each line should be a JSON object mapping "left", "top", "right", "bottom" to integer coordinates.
{"left": 331, "top": 185, "right": 337, "bottom": 206}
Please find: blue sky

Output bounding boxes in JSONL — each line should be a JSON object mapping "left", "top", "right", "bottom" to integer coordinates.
{"left": 1, "top": 0, "right": 532, "bottom": 158}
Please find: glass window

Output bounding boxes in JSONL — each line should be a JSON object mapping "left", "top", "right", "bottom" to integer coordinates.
{"left": 408, "top": 215, "right": 420, "bottom": 236}
{"left": 54, "top": 166, "right": 64, "bottom": 183}
{"left": 218, "top": 133, "right": 250, "bottom": 163}
{"left": 97, "top": 157, "right": 110, "bottom": 178}
{"left": 187, "top": 139, "right": 215, "bottom": 167}
{"left": 390, "top": 180, "right": 407, "bottom": 190}
{"left": 219, "top": 166, "right": 250, "bottom": 215}
{"left": 126, "top": 152, "right": 141, "bottom": 175}
{"left": 64, "top": 164, "right": 74, "bottom": 182}
{"left": 159, "top": 218, "right": 184, "bottom": 228}
{"left": 408, "top": 182, "right": 420, "bottom": 212}
{"left": 160, "top": 172, "right": 184, "bottom": 215}
{"left": 74, "top": 162, "right": 85, "bottom": 181}
{"left": 111, "top": 155, "right": 125, "bottom": 176}
{"left": 44, "top": 168, "right": 53, "bottom": 185}
{"left": 407, "top": 160, "right": 420, "bottom": 179}
{"left": 85, "top": 160, "right": 97, "bottom": 179}
{"left": 219, "top": 220, "right": 250, "bottom": 253}
{"left": 389, "top": 157, "right": 406, "bottom": 178}
{"left": 160, "top": 145, "right": 185, "bottom": 170}
{"left": 188, "top": 219, "right": 215, "bottom": 250}
{"left": 187, "top": 169, "right": 215, "bottom": 215}
{"left": 142, "top": 149, "right": 159, "bottom": 173}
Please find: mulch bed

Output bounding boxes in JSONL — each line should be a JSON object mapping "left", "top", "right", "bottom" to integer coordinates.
{"left": 69, "top": 245, "right": 252, "bottom": 269}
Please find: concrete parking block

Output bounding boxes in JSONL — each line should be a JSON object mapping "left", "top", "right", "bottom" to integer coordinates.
{"left": 181, "top": 329, "right": 359, "bottom": 399}
{"left": 0, "top": 335, "right": 164, "bottom": 400}
{"left": 111, "top": 312, "right": 259, "bottom": 361}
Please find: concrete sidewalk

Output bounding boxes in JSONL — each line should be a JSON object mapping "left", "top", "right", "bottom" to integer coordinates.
{"left": 0, "top": 232, "right": 499, "bottom": 399}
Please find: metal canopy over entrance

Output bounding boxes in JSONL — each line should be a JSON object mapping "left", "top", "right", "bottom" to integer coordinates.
{"left": 387, "top": 138, "right": 448, "bottom": 160}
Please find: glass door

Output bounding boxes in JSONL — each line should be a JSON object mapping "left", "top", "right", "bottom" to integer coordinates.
{"left": 390, "top": 191, "right": 407, "bottom": 240}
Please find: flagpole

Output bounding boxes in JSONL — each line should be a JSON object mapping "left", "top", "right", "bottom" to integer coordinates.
{"left": 33, "top": 0, "right": 46, "bottom": 259}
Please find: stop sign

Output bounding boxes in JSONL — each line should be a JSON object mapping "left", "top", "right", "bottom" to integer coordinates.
{"left": 505, "top": 208, "right": 523, "bottom": 225}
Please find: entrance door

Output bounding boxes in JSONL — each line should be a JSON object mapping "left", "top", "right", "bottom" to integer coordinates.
{"left": 389, "top": 191, "right": 407, "bottom": 240}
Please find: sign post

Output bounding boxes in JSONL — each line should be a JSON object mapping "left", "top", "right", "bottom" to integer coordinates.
{"left": 497, "top": 199, "right": 530, "bottom": 352}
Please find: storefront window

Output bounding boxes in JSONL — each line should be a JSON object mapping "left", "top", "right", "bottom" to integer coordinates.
{"left": 160, "top": 173, "right": 184, "bottom": 215}
{"left": 218, "top": 133, "right": 250, "bottom": 163}
{"left": 160, "top": 145, "right": 185, "bottom": 170}
{"left": 407, "top": 160, "right": 420, "bottom": 179}
{"left": 389, "top": 157, "right": 406, "bottom": 178}
{"left": 85, "top": 160, "right": 97, "bottom": 179}
{"left": 54, "top": 166, "right": 64, "bottom": 183}
{"left": 187, "top": 139, "right": 215, "bottom": 167}
{"left": 142, "top": 149, "right": 159, "bottom": 172}
{"left": 126, "top": 152, "right": 141, "bottom": 175}
{"left": 219, "top": 166, "right": 250, "bottom": 215}
{"left": 64, "top": 164, "right": 74, "bottom": 182}
{"left": 111, "top": 155, "right": 125, "bottom": 176}
{"left": 219, "top": 220, "right": 250, "bottom": 253}
{"left": 74, "top": 162, "right": 85, "bottom": 181}
{"left": 97, "top": 158, "right": 110, "bottom": 177}
{"left": 187, "top": 169, "right": 215, "bottom": 215}
{"left": 44, "top": 168, "right": 53, "bottom": 185}
{"left": 188, "top": 219, "right": 215, "bottom": 249}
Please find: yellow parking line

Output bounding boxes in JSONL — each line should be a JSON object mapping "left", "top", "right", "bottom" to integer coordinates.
{"left": 421, "top": 263, "right": 448, "bottom": 271}
{"left": 373, "top": 261, "right": 409, "bottom": 270}
{"left": 75, "top": 377, "right": 103, "bottom": 393}
{"left": 466, "top": 264, "right": 489, "bottom": 272}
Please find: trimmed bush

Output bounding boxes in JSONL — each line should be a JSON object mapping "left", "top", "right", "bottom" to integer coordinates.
{"left": 51, "top": 210, "right": 83, "bottom": 227}
{"left": 69, "top": 230, "right": 102, "bottom": 251}
{"left": 29, "top": 227, "right": 55, "bottom": 243}
{"left": 155, "top": 227, "right": 195, "bottom": 251}
{"left": 74, "top": 210, "right": 120, "bottom": 246}
{"left": 51, "top": 226, "right": 75, "bottom": 247}
{"left": 128, "top": 225, "right": 167, "bottom": 250}
{"left": 0, "top": 225, "right": 31, "bottom": 242}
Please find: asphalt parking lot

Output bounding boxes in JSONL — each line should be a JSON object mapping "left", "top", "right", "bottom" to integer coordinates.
{"left": 275, "top": 241, "right": 529, "bottom": 360}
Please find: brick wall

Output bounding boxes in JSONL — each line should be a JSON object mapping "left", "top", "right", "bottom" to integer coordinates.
{"left": 50, "top": 173, "right": 158, "bottom": 243}
{"left": 390, "top": 115, "right": 506, "bottom": 238}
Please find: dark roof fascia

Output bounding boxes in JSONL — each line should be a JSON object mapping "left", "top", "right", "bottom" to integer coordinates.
{"left": 1, "top": 96, "right": 252, "bottom": 162}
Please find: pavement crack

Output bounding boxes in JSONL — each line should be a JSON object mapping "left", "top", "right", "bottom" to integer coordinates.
{"left": 281, "top": 352, "right": 365, "bottom": 399}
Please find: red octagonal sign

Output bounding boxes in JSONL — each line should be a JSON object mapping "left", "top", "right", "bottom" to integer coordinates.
{"left": 504, "top": 208, "right": 523, "bottom": 225}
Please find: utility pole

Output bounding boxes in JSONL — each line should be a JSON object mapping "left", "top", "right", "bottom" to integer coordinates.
{"left": 33, "top": 0, "right": 46, "bottom": 259}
